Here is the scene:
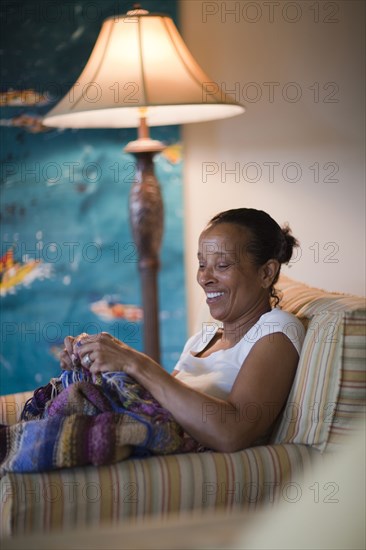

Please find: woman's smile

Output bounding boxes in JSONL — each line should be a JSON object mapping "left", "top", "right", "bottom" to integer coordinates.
{"left": 206, "top": 291, "right": 225, "bottom": 302}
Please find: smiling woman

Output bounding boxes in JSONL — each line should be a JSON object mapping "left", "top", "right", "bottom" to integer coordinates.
{"left": 61, "top": 208, "right": 305, "bottom": 453}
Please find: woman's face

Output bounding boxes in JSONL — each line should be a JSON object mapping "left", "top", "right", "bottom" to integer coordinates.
{"left": 197, "top": 223, "right": 271, "bottom": 323}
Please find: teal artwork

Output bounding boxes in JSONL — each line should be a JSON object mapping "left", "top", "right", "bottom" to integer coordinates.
{"left": 0, "top": 0, "right": 186, "bottom": 395}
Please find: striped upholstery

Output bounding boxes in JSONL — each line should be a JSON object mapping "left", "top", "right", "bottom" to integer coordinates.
{"left": 327, "top": 310, "right": 366, "bottom": 449}
{"left": 0, "top": 443, "right": 318, "bottom": 537}
{"left": 0, "top": 391, "right": 32, "bottom": 426}
{"left": 0, "top": 276, "right": 364, "bottom": 536}
{"left": 276, "top": 275, "right": 364, "bottom": 316}
{"left": 271, "top": 276, "right": 366, "bottom": 452}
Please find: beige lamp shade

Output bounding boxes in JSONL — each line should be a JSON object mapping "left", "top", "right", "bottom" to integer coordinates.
{"left": 43, "top": 8, "right": 244, "bottom": 128}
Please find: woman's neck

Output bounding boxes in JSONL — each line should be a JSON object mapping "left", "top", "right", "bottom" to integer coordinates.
{"left": 221, "top": 302, "right": 272, "bottom": 347}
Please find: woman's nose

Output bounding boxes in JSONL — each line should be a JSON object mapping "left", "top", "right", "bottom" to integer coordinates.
{"left": 198, "top": 266, "right": 216, "bottom": 286}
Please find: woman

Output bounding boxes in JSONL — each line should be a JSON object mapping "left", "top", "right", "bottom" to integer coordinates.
{"left": 61, "top": 208, "right": 305, "bottom": 453}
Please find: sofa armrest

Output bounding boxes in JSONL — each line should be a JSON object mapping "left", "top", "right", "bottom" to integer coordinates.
{"left": 0, "top": 392, "right": 33, "bottom": 425}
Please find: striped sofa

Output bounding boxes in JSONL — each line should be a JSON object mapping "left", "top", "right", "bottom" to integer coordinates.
{"left": 1, "top": 276, "right": 365, "bottom": 537}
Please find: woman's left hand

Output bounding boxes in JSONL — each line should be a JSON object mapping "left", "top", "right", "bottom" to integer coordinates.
{"left": 72, "top": 332, "right": 145, "bottom": 374}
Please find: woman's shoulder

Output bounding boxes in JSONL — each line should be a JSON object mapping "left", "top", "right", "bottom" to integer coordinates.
{"left": 256, "top": 308, "right": 305, "bottom": 354}
{"left": 260, "top": 307, "right": 303, "bottom": 326}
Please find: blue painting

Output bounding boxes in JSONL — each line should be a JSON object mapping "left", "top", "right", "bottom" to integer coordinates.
{"left": 0, "top": 0, "right": 186, "bottom": 395}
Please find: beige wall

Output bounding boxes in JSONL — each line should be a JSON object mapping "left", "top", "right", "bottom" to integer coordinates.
{"left": 179, "top": 0, "right": 365, "bottom": 333}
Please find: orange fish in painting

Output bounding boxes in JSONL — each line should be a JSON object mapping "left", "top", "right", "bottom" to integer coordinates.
{"left": 91, "top": 299, "right": 143, "bottom": 322}
{"left": 0, "top": 248, "right": 50, "bottom": 296}
{"left": 0, "top": 114, "right": 51, "bottom": 133}
{"left": 0, "top": 89, "right": 50, "bottom": 106}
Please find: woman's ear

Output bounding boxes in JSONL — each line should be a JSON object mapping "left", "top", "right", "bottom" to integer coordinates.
{"left": 260, "top": 259, "right": 280, "bottom": 288}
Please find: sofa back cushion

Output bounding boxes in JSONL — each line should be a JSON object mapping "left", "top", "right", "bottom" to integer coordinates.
{"left": 270, "top": 277, "right": 366, "bottom": 453}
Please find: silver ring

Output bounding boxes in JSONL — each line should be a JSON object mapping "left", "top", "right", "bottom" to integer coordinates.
{"left": 84, "top": 353, "right": 92, "bottom": 368}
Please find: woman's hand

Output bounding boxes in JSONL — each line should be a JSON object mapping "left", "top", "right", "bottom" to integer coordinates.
{"left": 59, "top": 335, "right": 76, "bottom": 370}
{"left": 60, "top": 348, "right": 73, "bottom": 370}
{"left": 59, "top": 333, "right": 88, "bottom": 371}
{"left": 68, "top": 332, "right": 146, "bottom": 375}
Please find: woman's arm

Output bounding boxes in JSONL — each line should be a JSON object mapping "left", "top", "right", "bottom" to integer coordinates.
{"left": 67, "top": 332, "right": 298, "bottom": 452}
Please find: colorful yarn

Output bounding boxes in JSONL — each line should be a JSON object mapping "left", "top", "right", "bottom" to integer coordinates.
{"left": 1, "top": 367, "right": 203, "bottom": 474}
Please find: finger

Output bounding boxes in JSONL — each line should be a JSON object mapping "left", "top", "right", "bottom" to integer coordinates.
{"left": 79, "top": 333, "right": 100, "bottom": 345}
{"left": 76, "top": 336, "right": 121, "bottom": 359}
{"left": 74, "top": 342, "right": 98, "bottom": 361}
{"left": 60, "top": 349, "right": 73, "bottom": 370}
{"left": 100, "top": 332, "right": 121, "bottom": 344}
{"left": 73, "top": 334, "right": 100, "bottom": 355}
{"left": 72, "top": 336, "right": 89, "bottom": 356}
{"left": 64, "top": 336, "right": 75, "bottom": 355}
{"left": 81, "top": 351, "right": 95, "bottom": 369}
{"left": 89, "top": 363, "right": 100, "bottom": 374}
{"left": 89, "top": 362, "right": 111, "bottom": 374}
{"left": 72, "top": 332, "right": 90, "bottom": 349}
{"left": 86, "top": 332, "right": 121, "bottom": 347}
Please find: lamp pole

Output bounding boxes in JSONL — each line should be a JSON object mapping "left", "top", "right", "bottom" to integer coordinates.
{"left": 125, "top": 114, "right": 165, "bottom": 362}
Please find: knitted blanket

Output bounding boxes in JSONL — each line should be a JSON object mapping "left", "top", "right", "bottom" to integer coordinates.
{"left": 0, "top": 369, "right": 202, "bottom": 475}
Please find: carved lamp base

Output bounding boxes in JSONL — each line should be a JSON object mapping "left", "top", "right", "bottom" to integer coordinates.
{"left": 124, "top": 117, "right": 165, "bottom": 362}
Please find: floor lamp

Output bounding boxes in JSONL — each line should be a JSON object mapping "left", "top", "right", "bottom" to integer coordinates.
{"left": 43, "top": 6, "right": 244, "bottom": 363}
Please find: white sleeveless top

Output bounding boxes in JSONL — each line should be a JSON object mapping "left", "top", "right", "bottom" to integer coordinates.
{"left": 174, "top": 309, "right": 305, "bottom": 400}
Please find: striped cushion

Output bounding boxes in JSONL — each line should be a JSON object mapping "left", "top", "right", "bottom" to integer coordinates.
{"left": 271, "top": 277, "right": 366, "bottom": 452}
{"left": 0, "top": 443, "right": 318, "bottom": 537}
{"left": 270, "top": 311, "right": 344, "bottom": 450}
{"left": 0, "top": 391, "right": 32, "bottom": 426}
{"left": 327, "top": 310, "right": 366, "bottom": 450}
{"left": 277, "top": 275, "right": 364, "bottom": 316}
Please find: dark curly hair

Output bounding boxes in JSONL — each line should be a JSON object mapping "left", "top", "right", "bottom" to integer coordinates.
{"left": 206, "top": 208, "right": 299, "bottom": 307}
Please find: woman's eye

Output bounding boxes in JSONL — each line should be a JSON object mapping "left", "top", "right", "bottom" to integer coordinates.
{"left": 217, "top": 264, "right": 229, "bottom": 269}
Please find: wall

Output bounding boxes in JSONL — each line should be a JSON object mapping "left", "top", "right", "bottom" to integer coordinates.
{"left": 179, "top": 0, "right": 365, "bottom": 333}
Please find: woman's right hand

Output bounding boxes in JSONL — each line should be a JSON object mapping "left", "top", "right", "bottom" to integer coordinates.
{"left": 60, "top": 334, "right": 84, "bottom": 370}
{"left": 60, "top": 345, "right": 74, "bottom": 370}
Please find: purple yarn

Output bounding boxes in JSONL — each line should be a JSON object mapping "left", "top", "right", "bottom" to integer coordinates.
{"left": 46, "top": 382, "right": 112, "bottom": 417}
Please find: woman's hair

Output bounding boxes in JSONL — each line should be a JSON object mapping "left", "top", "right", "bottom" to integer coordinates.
{"left": 206, "top": 208, "right": 299, "bottom": 306}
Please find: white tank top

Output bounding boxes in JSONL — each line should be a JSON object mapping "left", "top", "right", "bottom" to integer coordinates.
{"left": 174, "top": 309, "right": 305, "bottom": 400}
